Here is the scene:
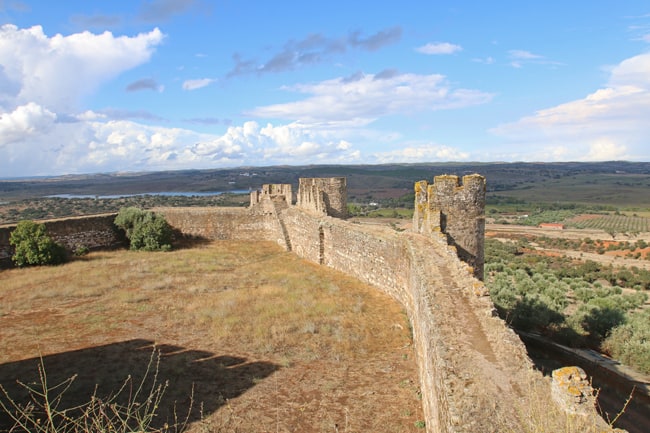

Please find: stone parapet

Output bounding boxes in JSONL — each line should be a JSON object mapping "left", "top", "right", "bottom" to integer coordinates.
{"left": 250, "top": 183, "right": 293, "bottom": 206}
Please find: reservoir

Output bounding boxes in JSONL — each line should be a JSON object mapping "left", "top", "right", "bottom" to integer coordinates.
{"left": 46, "top": 190, "right": 251, "bottom": 199}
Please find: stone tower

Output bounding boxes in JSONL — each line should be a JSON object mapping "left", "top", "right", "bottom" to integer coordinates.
{"left": 413, "top": 174, "right": 486, "bottom": 280}
{"left": 297, "top": 177, "right": 348, "bottom": 219}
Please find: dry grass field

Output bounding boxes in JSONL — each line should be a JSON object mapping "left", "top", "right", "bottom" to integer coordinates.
{"left": 0, "top": 241, "right": 421, "bottom": 433}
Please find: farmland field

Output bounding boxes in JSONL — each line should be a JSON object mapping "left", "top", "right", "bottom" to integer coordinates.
{"left": 566, "top": 214, "right": 650, "bottom": 233}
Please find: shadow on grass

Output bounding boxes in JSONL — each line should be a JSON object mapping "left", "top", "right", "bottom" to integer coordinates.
{"left": 170, "top": 232, "right": 212, "bottom": 250}
{"left": 68, "top": 233, "right": 212, "bottom": 263}
{"left": 0, "top": 339, "right": 279, "bottom": 431}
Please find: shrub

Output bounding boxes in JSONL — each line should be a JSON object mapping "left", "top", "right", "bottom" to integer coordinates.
{"left": 114, "top": 207, "right": 172, "bottom": 251}
{"left": 73, "top": 244, "right": 90, "bottom": 256}
{"left": 9, "top": 220, "right": 66, "bottom": 267}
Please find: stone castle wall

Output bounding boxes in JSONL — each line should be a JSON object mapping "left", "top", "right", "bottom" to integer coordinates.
{"left": 249, "top": 180, "right": 537, "bottom": 432}
{"left": 280, "top": 208, "right": 322, "bottom": 261}
{"left": 275, "top": 206, "right": 565, "bottom": 432}
{"left": 155, "top": 207, "right": 278, "bottom": 242}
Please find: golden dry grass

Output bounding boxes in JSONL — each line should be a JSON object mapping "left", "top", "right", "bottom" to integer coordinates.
{"left": 0, "top": 241, "right": 422, "bottom": 433}
{"left": 495, "top": 373, "right": 616, "bottom": 433}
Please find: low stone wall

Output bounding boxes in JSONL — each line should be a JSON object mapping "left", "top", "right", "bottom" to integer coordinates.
{"left": 322, "top": 219, "right": 411, "bottom": 304}
{"left": 0, "top": 207, "right": 283, "bottom": 268}
{"left": 156, "top": 207, "right": 263, "bottom": 241}
{"left": 43, "top": 214, "right": 123, "bottom": 251}
{"left": 280, "top": 208, "right": 323, "bottom": 262}
{"left": 0, "top": 214, "right": 123, "bottom": 267}
{"left": 0, "top": 226, "right": 12, "bottom": 267}
{"left": 155, "top": 205, "right": 287, "bottom": 247}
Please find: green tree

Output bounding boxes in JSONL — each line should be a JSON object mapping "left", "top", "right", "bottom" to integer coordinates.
{"left": 603, "top": 309, "right": 650, "bottom": 375}
{"left": 114, "top": 207, "right": 173, "bottom": 251}
{"left": 9, "top": 220, "right": 66, "bottom": 267}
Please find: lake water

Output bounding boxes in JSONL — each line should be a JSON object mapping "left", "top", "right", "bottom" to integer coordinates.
{"left": 47, "top": 190, "right": 251, "bottom": 199}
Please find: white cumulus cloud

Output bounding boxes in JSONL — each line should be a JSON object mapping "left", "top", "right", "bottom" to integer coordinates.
{"left": 0, "top": 24, "right": 168, "bottom": 176}
{"left": 0, "top": 116, "right": 364, "bottom": 177}
{"left": 373, "top": 143, "right": 469, "bottom": 163}
{"left": 0, "top": 24, "right": 164, "bottom": 113}
{"left": 491, "top": 51, "right": 650, "bottom": 161}
{"left": 191, "top": 121, "right": 360, "bottom": 164}
{"left": 0, "top": 102, "right": 57, "bottom": 147}
{"left": 585, "top": 138, "right": 629, "bottom": 161}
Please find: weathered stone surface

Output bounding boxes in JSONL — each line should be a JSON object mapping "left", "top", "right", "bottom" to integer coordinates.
{"left": 251, "top": 184, "right": 293, "bottom": 207}
{"left": 552, "top": 366, "right": 598, "bottom": 415}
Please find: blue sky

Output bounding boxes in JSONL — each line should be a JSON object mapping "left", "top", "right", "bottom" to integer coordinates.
{"left": 1, "top": 1, "right": 649, "bottom": 177}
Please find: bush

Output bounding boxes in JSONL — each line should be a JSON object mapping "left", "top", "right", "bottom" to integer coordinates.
{"left": 9, "top": 220, "right": 66, "bottom": 267}
{"left": 114, "top": 207, "right": 172, "bottom": 251}
{"left": 73, "top": 244, "right": 90, "bottom": 256}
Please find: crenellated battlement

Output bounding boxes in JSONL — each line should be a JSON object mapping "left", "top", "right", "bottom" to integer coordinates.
{"left": 249, "top": 178, "right": 349, "bottom": 219}
{"left": 413, "top": 174, "right": 486, "bottom": 279}
{"left": 250, "top": 183, "right": 293, "bottom": 206}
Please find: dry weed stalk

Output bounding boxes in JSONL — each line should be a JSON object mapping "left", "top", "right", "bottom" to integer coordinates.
{"left": 0, "top": 350, "right": 193, "bottom": 433}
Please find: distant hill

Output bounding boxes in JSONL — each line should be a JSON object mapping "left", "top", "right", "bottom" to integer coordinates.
{"left": 1, "top": 161, "right": 649, "bottom": 207}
